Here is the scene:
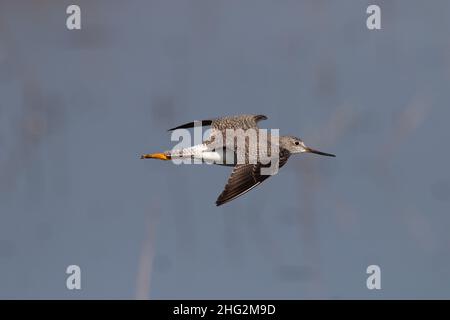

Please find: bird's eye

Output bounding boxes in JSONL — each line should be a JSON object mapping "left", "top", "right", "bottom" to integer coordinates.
{"left": 295, "top": 141, "right": 300, "bottom": 145}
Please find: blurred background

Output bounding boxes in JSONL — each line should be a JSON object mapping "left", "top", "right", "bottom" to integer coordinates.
{"left": 0, "top": 0, "right": 449, "bottom": 299}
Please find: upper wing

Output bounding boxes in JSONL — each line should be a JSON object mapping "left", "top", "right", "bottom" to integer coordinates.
{"left": 168, "top": 115, "right": 268, "bottom": 153}
{"left": 168, "top": 114, "right": 267, "bottom": 132}
{"left": 215, "top": 151, "right": 289, "bottom": 206}
{"left": 211, "top": 114, "right": 267, "bottom": 131}
{"left": 168, "top": 119, "right": 212, "bottom": 131}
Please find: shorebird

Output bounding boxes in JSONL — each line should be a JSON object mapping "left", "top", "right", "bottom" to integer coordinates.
{"left": 141, "top": 114, "right": 335, "bottom": 206}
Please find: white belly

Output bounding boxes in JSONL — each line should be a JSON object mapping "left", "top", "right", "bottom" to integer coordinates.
{"left": 198, "top": 149, "right": 236, "bottom": 165}
{"left": 172, "top": 144, "right": 236, "bottom": 165}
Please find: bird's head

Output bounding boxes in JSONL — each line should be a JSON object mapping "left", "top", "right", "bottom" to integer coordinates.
{"left": 280, "top": 136, "right": 336, "bottom": 157}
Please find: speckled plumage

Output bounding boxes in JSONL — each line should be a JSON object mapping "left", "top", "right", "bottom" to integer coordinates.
{"left": 144, "top": 114, "right": 335, "bottom": 206}
{"left": 169, "top": 115, "right": 289, "bottom": 205}
{"left": 167, "top": 115, "right": 265, "bottom": 164}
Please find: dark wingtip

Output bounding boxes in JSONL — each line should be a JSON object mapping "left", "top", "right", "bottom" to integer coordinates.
{"left": 215, "top": 198, "right": 226, "bottom": 206}
{"left": 255, "top": 114, "right": 268, "bottom": 122}
{"left": 168, "top": 120, "right": 213, "bottom": 131}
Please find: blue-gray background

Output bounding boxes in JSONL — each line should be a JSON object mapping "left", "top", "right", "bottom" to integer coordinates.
{"left": 1, "top": 0, "right": 449, "bottom": 299}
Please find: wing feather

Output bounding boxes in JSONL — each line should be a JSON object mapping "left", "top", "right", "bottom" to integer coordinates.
{"left": 215, "top": 164, "right": 268, "bottom": 206}
{"left": 215, "top": 151, "right": 289, "bottom": 206}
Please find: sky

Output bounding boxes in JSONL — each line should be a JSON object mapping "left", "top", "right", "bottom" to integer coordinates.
{"left": 0, "top": 0, "right": 450, "bottom": 299}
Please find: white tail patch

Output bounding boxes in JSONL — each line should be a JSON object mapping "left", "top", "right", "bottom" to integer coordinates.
{"left": 171, "top": 144, "right": 235, "bottom": 165}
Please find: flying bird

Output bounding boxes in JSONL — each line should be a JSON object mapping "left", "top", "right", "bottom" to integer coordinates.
{"left": 141, "top": 114, "right": 335, "bottom": 206}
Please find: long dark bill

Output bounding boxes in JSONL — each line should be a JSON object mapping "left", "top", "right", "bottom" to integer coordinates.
{"left": 305, "top": 147, "right": 336, "bottom": 157}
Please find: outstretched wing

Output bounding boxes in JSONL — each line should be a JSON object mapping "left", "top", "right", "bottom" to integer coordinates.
{"left": 211, "top": 114, "right": 267, "bottom": 132}
{"left": 168, "top": 114, "right": 267, "bottom": 132}
{"left": 168, "top": 115, "right": 268, "bottom": 155}
{"left": 168, "top": 119, "right": 213, "bottom": 131}
{"left": 215, "top": 164, "right": 270, "bottom": 206}
{"left": 215, "top": 152, "right": 290, "bottom": 206}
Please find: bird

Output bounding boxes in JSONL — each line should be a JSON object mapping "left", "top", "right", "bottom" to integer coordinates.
{"left": 141, "top": 114, "right": 335, "bottom": 206}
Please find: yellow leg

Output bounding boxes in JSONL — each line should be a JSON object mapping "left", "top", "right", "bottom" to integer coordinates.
{"left": 140, "top": 153, "right": 170, "bottom": 160}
